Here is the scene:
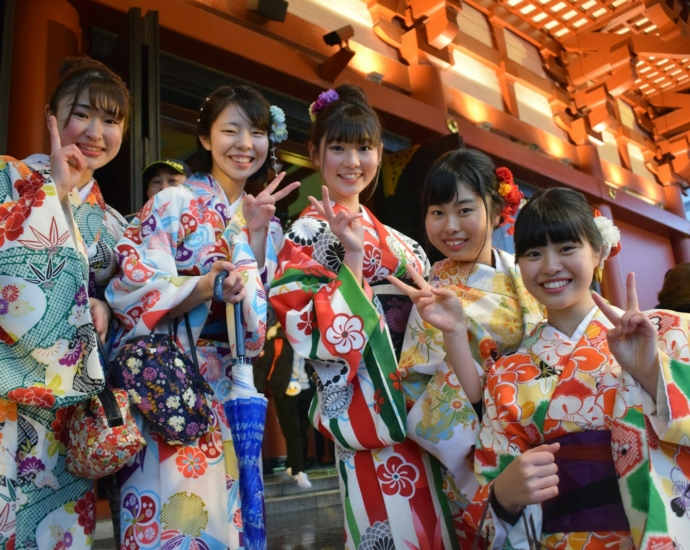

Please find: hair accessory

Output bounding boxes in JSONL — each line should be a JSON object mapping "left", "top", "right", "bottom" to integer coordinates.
{"left": 593, "top": 210, "right": 621, "bottom": 283}
{"left": 269, "top": 105, "right": 287, "bottom": 173}
{"left": 309, "top": 89, "right": 339, "bottom": 122}
{"left": 495, "top": 167, "right": 523, "bottom": 235}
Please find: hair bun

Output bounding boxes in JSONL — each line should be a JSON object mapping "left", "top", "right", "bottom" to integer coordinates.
{"left": 334, "top": 84, "right": 369, "bottom": 107}
{"left": 58, "top": 56, "right": 105, "bottom": 78}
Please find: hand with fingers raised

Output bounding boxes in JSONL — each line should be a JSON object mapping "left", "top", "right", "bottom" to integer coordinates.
{"left": 309, "top": 186, "right": 365, "bottom": 281}
{"left": 48, "top": 114, "right": 87, "bottom": 201}
{"left": 492, "top": 442, "right": 561, "bottom": 517}
{"left": 243, "top": 172, "right": 300, "bottom": 236}
{"left": 592, "top": 272, "right": 660, "bottom": 397}
{"left": 386, "top": 264, "right": 467, "bottom": 336}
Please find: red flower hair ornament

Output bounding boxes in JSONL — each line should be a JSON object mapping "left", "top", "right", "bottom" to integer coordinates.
{"left": 495, "top": 167, "right": 523, "bottom": 235}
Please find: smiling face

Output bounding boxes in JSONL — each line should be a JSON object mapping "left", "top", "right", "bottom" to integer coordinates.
{"left": 518, "top": 238, "right": 601, "bottom": 326}
{"left": 146, "top": 167, "right": 187, "bottom": 199}
{"left": 425, "top": 181, "right": 496, "bottom": 265}
{"left": 200, "top": 103, "right": 269, "bottom": 192}
{"left": 54, "top": 89, "right": 125, "bottom": 184}
{"left": 310, "top": 139, "right": 381, "bottom": 210}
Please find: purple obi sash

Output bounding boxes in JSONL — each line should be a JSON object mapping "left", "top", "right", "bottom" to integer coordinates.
{"left": 542, "top": 431, "right": 630, "bottom": 534}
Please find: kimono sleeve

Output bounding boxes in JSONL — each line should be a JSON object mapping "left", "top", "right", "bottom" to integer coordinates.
{"left": 462, "top": 369, "right": 539, "bottom": 549}
{"left": 105, "top": 187, "right": 202, "bottom": 341}
{"left": 0, "top": 156, "right": 105, "bottom": 407}
{"left": 644, "top": 310, "right": 690, "bottom": 443}
{"left": 269, "top": 225, "right": 407, "bottom": 450}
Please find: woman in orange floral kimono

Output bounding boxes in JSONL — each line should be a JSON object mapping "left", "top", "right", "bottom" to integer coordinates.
{"left": 461, "top": 188, "right": 690, "bottom": 549}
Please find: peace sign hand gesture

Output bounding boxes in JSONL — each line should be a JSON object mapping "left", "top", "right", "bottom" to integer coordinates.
{"left": 243, "top": 172, "right": 300, "bottom": 234}
{"left": 308, "top": 186, "right": 364, "bottom": 255}
{"left": 48, "top": 115, "right": 87, "bottom": 201}
{"left": 386, "top": 264, "right": 467, "bottom": 336}
{"left": 592, "top": 272, "right": 659, "bottom": 397}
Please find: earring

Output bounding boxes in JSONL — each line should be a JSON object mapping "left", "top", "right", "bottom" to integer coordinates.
{"left": 594, "top": 266, "right": 603, "bottom": 284}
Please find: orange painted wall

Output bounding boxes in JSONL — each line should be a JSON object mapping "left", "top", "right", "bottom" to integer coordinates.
{"left": 615, "top": 219, "right": 675, "bottom": 310}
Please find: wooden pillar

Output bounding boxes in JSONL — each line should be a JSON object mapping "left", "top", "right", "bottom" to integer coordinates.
{"left": 596, "top": 203, "right": 626, "bottom": 309}
{"left": 7, "top": 0, "right": 80, "bottom": 158}
{"left": 663, "top": 184, "right": 690, "bottom": 264}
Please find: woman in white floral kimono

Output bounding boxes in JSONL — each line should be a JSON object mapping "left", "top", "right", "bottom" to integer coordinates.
{"left": 388, "top": 148, "right": 542, "bottom": 547}
{"left": 106, "top": 85, "right": 298, "bottom": 550}
{"left": 0, "top": 56, "right": 130, "bottom": 550}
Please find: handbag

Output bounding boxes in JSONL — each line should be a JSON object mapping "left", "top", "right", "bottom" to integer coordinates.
{"left": 112, "top": 313, "right": 214, "bottom": 445}
{"left": 66, "top": 337, "right": 146, "bottom": 479}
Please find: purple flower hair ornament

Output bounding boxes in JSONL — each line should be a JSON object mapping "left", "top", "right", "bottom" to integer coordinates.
{"left": 309, "top": 89, "right": 339, "bottom": 121}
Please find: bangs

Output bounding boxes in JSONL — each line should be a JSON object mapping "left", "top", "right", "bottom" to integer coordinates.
{"left": 514, "top": 188, "right": 598, "bottom": 258}
{"left": 234, "top": 95, "right": 271, "bottom": 132}
{"left": 324, "top": 106, "right": 380, "bottom": 146}
{"left": 81, "top": 75, "right": 130, "bottom": 122}
{"left": 423, "top": 164, "right": 459, "bottom": 210}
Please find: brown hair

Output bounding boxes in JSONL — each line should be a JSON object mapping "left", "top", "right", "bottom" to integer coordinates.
{"left": 194, "top": 85, "right": 272, "bottom": 185}
{"left": 49, "top": 56, "right": 131, "bottom": 131}
{"left": 657, "top": 263, "right": 690, "bottom": 314}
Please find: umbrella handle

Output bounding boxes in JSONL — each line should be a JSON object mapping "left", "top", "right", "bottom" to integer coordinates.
{"left": 214, "top": 271, "right": 246, "bottom": 357}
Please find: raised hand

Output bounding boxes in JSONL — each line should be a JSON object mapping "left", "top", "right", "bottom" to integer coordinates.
{"left": 386, "top": 264, "right": 466, "bottom": 335}
{"left": 492, "top": 442, "right": 560, "bottom": 515}
{"left": 48, "top": 114, "right": 87, "bottom": 201}
{"left": 309, "top": 186, "right": 364, "bottom": 254}
{"left": 592, "top": 272, "right": 659, "bottom": 396}
{"left": 243, "top": 172, "right": 300, "bottom": 234}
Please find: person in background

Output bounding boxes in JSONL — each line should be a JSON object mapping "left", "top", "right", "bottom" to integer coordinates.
{"left": 254, "top": 323, "right": 315, "bottom": 489}
{"left": 125, "top": 159, "right": 192, "bottom": 222}
{"left": 656, "top": 262, "right": 690, "bottom": 314}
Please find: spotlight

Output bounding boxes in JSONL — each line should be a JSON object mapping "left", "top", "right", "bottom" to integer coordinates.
{"left": 323, "top": 25, "right": 355, "bottom": 47}
{"left": 366, "top": 71, "right": 384, "bottom": 84}
{"left": 247, "top": 0, "right": 288, "bottom": 22}
{"left": 477, "top": 121, "right": 492, "bottom": 131}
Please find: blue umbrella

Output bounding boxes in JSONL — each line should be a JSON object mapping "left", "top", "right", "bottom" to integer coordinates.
{"left": 215, "top": 273, "right": 268, "bottom": 550}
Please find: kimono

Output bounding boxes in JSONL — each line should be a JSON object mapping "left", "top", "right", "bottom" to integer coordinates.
{"left": 398, "top": 249, "right": 542, "bottom": 543}
{"left": 0, "top": 156, "right": 106, "bottom": 550}
{"left": 463, "top": 306, "right": 690, "bottom": 549}
{"left": 270, "top": 202, "right": 463, "bottom": 550}
{"left": 106, "top": 173, "right": 280, "bottom": 550}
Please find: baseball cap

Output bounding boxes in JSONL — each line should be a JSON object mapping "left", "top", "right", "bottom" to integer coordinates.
{"left": 142, "top": 159, "right": 192, "bottom": 184}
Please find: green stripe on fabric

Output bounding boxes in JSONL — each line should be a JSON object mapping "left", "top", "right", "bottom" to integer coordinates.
{"left": 340, "top": 458, "right": 362, "bottom": 546}
{"left": 645, "top": 482, "right": 668, "bottom": 533}
{"left": 669, "top": 356, "right": 690, "bottom": 395}
{"left": 336, "top": 266, "right": 407, "bottom": 441}
{"left": 627, "top": 460, "right": 650, "bottom": 512}
{"left": 532, "top": 399, "right": 549, "bottom": 433}
{"left": 362, "top": 345, "right": 405, "bottom": 442}
{"left": 330, "top": 419, "right": 349, "bottom": 449}
{"left": 623, "top": 407, "right": 645, "bottom": 430}
{"left": 429, "top": 453, "right": 460, "bottom": 550}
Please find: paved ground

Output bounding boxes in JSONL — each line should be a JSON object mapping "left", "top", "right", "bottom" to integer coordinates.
{"left": 94, "top": 504, "right": 345, "bottom": 549}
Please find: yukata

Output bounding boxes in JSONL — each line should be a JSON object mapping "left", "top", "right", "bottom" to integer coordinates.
{"left": 106, "top": 173, "right": 280, "bottom": 550}
{"left": 0, "top": 156, "right": 107, "bottom": 550}
{"left": 270, "top": 202, "right": 461, "bottom": 550}
{"left": 398, "top": 249, "right": 542, "bottom": 546}
{"left": 463, "top": 306, "right": 690, "bottom": 549}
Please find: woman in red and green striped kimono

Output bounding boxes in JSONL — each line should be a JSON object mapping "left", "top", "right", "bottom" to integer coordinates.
{"left": 270, "top": 85, "right": 454, "bottom": 549}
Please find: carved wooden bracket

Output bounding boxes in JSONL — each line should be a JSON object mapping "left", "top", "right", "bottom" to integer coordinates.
{"left": 366, "top": 0, "right": 461, "bottom": 65}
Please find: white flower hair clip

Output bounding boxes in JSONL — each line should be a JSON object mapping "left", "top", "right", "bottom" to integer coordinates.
{"left": 593, "top": 210, "right": 621, "bottom": 282}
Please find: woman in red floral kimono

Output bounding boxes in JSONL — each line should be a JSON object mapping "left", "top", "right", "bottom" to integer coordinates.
{"left": 461, "top": 188, "right": 690, "bottom": 549}
{"left": 270, "top": 85, "right": 460, "bottom": 549}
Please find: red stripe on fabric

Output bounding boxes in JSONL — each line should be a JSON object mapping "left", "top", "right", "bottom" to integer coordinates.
{"left": 348, "top": 376, "right": 383, "bottom": 448}
{"left": 354, "top": 450, "right": 387, "bottom": 524}
{"left": 396, "top": 440, "right": 439, "bottom": 547}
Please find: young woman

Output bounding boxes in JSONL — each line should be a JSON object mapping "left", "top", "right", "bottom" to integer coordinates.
{"left": 462, "top": 188, "right": 690, "bottom": 548}
{"left": 387, "top": 148, "right": 542, "bottom": 544}
{"left": 106, "top": 85, "right": 298, "bottom": 549}
{"left": 0, "top": 56, "right": 130, "bottom": 549}
{"left": 270, "top": 84, "right": 459, "bottom": 548}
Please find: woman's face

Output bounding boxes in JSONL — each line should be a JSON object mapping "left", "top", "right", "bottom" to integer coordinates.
{"left": 310, "top": 139, "right": 381, "bottom": 207}
{"left": 200, "top": 103, "right": 269, "bottom": 189}
{"left": 518, "top": 238, "right": 601, "bottom": 316}
{"left": 425, "top": 181, "right": 496, "bottom": 265}
{"left": 54, "top": 89, "right": 125, "bottom": 176}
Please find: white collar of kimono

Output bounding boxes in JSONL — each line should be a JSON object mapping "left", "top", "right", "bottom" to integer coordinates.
{"left": 545, "top": 305, "right": 597, "bottom": 343}
{"left": 21, "top": 153, "right": 95, "bottom": 201}
{"left": 227, "top": 193, "right": 242, "bottom": 218}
